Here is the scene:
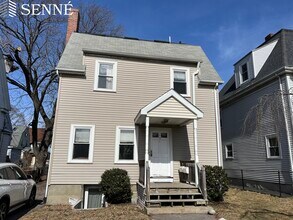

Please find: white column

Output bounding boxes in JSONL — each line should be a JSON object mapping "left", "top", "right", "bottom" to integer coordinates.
{"left": 193, "top": 119, "right": 199, "bottom": 186}
{"left": 144, "top": 116, "right": 150, "bottom": 186}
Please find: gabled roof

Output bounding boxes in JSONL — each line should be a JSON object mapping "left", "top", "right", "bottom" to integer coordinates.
{"left": 57, "top": 32, "right": 223, "bottom": 84}
{"left": 135, "top": 89, "right": 203, "bottom": 123}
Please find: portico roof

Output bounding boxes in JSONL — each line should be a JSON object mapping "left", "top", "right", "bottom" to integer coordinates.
{"left": 135, "top": 90, "right": 203, "bottom": 125}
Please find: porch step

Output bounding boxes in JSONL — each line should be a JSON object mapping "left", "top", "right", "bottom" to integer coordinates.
{"left": 150, "top": 188, "right": 199, "bottom": 194}
{"left": 147, "top": 199, "right": 207, "bottom": 207}
{"left": 150, "top": 192, "right": 202, "bottom": 196}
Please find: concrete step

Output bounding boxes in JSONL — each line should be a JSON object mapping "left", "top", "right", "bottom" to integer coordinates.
{"left": 150, "top": 192, "right": 202, "bottom": 196}
{"left": 149, "top": 199, "right": 206, "bottom": 203}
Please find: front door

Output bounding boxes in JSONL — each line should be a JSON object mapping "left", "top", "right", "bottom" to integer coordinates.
{"left": 150, "top": 128, "right": 172, "bottom": 182}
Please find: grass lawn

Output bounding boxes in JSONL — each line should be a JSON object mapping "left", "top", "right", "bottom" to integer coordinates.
{"left": 20, "top": 204, "right": 150, "bottom": 220}
{"left": 213, "top": 188, "right": 293, "bottom": 220}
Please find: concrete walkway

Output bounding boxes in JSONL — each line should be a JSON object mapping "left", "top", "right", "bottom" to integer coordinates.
{"left": 151, "top": 214, "right": 216, "bottom": 220}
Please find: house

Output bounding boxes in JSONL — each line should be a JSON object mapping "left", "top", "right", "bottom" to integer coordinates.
{"left": 220, "top": 29, "right": 293, "bottom": 194}
{"left": 7, "top": 126, "right": 30, "bottom": 162}
{"left": 46, "top": 10, "right": 223, "bottom": 208}
{"left": 0, "top": 49, "right": 12, "bottom": 162}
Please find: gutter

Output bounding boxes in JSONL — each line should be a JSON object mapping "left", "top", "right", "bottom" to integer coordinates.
{"left": 214, "top": 83, "right": 223, "bottom": 166}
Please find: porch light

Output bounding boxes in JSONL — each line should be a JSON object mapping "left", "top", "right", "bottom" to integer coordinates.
{"left": 161, "top": 119, "right": 169, "bottom": 124}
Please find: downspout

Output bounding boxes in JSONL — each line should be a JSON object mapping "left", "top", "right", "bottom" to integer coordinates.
{"left": 45, "top": 70, "right": 60, "bottom": 199}
{"left": 284, "top": 75, "right": 293, "bottom": 176}
{"left": 214, "top": 83, "right": 223, "bottom": 166}
{"left": 193, "top": 62, "right": 200, "bottom": 186}
{"left": 278, "top": 75, "right": 293, "bottom": 178}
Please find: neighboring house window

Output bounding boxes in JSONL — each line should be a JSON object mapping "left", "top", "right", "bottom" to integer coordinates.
{"left": 265, "top": 135, "right": 281, "bottom": 158}
{"left": 170, "top": 67, "right": 190, "bottom": 96}
{"left": 225, "top": 144, "right": 233, "bottom": 159}
{"left": 94, "top": 60, "right": 117, "bottom": 92}
{"left": 68, "top": 125, "right": 95, "bottom": 163}
{"left": 115, "top": 127, "right": 137, "bottom": 163}
{"left": 240, "top": 63, "right": 249, "bottom": 83}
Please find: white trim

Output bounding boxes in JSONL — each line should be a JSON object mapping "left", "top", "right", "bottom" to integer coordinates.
{"left": 68, "top": 124, "right": 95, "bottom": 163}
{"left": 214, "top": 83, "right": 223, "bottom": 166}
{"left": 150, "top": 178, "right": 173, "bottom": 183}
{"left": 94, "top": 59, "right": 117, "bottom": 92}
{"left": 114, "top": 126, "right": 138, "bottom": 164}
{"left": 265, "top": 134, "right": 282, "bottom": 159}
{"left": 138, "top": 90, "right": 203, "bottom": 119}
{"left": 170, "top": 66, "right": 190, "bottom": 97}
{"left": 225, "top": 143, "right": 234, "bottom": 159}
{"left": 149, "top": 127, "right": 173, "bottom": 182}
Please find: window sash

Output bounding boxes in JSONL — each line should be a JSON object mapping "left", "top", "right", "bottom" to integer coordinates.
{"left": 116, "top": 127, "right": 137, "bottom": 163}
{"left": 266, "top": 136, "right": 281, "bottom": 158}
{"left": 226, "top": 145, "right": 233, "bottom": 158}
{"left": 171, "top": 68, "right": 189, "bottom": 95}
{"left": 95, "top": 60, "right": 117, "bottom": 91}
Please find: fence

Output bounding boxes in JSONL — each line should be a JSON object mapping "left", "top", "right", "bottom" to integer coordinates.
{"left": 225, "top": 168, "right": 293, "bottom": 197}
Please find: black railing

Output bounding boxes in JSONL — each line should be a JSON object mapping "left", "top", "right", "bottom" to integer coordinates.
{"left": 225, "top": 168, "right": 293, "bottom": 197}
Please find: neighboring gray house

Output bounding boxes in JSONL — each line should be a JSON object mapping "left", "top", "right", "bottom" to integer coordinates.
{"left": 46, "top": 10, "right": 223, "bottom": 209}
{"left": 7, "top": 126, "right": 30, "bottom": 162}
{"left": 220, "top": 29, "right": 293, "bottom": 193}
{"left": 0, "top": 49, "right": 12, "bottom": 162}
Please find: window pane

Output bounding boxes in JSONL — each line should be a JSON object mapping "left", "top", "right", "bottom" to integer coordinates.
{"left": 152, "top": 132, "right": 159, "bottom": 138}
{"left": 98, "top": 76, "right": 113, "bottom": 89}
{"left": 119, "top": 145, "right": 134, "bottom": 160}
{"left": 99, "top": 63, "right": 113, "bottom": 76}
{"left": 270, "top": 147, "right": 280, "bottom": 157}
{"left": 12, "top": 167, "right": 27, "bottom": 179}
{"left": 5, "top": 167, "right": 17, "bottom": 180}
{"left": 75, "top": 129, "right": 90, "bottom": 143}
{"left": 269, "top": 137, "right": 278, "bottom": 147}
{"left": 174, "top": 82, "right": 187, "bottom": 94}
{"left": 241, "top": 64, "right": 248, "bottom": 81}
{"left": 73, "top": 143, "right": 89, "bottom": 159}
{"left": 0, "top": 168, "right": 7, "bottom": 179}
{"left": 120, "top": 130, "right": 134, "bottom": 143}
{"left": 87, "top": 188, "right": 103, "bottom": 208}
{"left": 161, "top": 133, "right": 168, "bottom": 138}
{"left": 174, "top": 71, "right": 186, "bottom": 82}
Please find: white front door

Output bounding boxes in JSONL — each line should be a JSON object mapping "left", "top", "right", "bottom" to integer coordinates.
{"left": 150, "top": 128, "right": 172, "bottom": 182}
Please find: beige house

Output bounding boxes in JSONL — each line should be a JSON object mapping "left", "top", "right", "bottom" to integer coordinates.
{"left": 46, "top": 10, "right": 223, "bottom": 208}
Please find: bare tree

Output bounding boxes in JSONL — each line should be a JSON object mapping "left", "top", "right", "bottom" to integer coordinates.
{"left": 0, "top": 0, "right": 123, "bottom": 177}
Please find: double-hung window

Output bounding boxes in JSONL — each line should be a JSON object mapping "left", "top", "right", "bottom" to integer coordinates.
{"left": 240, "top": 63, "right": 249, "bottom": 83}
{"left": 115, "top": 127, "right": 137, "bottom": 163}
{"left": 265, "top": 134, "right": 281, "bottom": 159}
{"left": 170, "top": 67, "right": 190, "bottom": 96}
{"left": 225, "top": 144, "right": 234, "bottom": 159}
{"left": 68, "top": 125, "right": 95, "bottom": 163}
{"left": 94, "top": 60, "right": 117, "bottom": 92}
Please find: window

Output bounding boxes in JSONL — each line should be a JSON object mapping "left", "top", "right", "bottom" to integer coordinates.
{"left": 94, "top": 60, "right": 117, "bottom": 92}
{"left": 225, "top": 144, "right": 233, "bottom": 159}
{"left": 84, "top": 185, "right": 104, "bottom": 209}
{"left": 170, "top": 67, "right": 190, "bottom": 96}
{"left": 68, "top": 125, "right": 95, "bottom": 163}
{"left": 240, "top": 63, "right": 249, "bottom": 83}
{"left": 115, "top": 127, "right": 137, "bottom": 163}
{"left": 12, "top": 166, "right": 27, "bottom": 180}
{"left": 266, "top": 135, "right": 281, "bottom": 159}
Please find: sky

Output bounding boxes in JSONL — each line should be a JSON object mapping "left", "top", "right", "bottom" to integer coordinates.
{"left": 72, "top": 0, "right": 293, "bottom": 84}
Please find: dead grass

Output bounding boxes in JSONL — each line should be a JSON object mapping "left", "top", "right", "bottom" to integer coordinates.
{"left": 20, "top": 204, "right": 150, "bottom": 220}
{"left": 212, "top": 188, "right": 293, "bottom": 220}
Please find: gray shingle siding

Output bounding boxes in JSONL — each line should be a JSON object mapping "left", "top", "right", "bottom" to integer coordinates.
{"left": 221, "top": 77, "right": 292, "bottom": 184}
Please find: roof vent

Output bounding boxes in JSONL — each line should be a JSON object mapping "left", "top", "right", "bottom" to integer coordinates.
{"left": 265, "top": 33, "right": 274, "bottom": 42}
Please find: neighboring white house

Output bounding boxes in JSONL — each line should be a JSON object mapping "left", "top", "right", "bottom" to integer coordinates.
{"left": 0, "top": 49, "right": 12, "bottom": 162}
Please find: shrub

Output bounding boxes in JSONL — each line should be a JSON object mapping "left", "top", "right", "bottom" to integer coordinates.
{"left": 100, "top": 168, "right": 132, "bottom": 204}
{"left": 205, "top": 165, "right": 229, "bottom": 201}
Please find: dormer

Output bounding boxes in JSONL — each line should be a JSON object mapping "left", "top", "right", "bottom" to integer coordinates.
{"left": 234, "top": 38, "right": 279, "bottom": 88}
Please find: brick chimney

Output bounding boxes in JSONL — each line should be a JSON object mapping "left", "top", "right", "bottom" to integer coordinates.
{"left": 66, "top": 8, "right": 79, "bottom": 44}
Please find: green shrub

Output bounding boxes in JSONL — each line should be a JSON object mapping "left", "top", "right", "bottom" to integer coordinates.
{"left": 205, "top": 165, "right": 229, "bottom": 201}
{"left": 100, "top": 168, "right": 132, "bottom": 204}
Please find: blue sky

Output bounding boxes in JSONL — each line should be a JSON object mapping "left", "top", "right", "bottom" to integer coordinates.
{"left": 74, "top": 0, "right": 293, "bottom": 83}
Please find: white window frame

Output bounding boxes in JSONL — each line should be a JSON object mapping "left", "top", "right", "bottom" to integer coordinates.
{"left": 225, "top": 144, "right": 234, "bottom": 159}
{"left": 265, "top": 134, "right": 282, "bottom": 159}
{"left": 94, "top": 59, "right": 117, "bottom": 92}
{"left": 115, "top": 126, "right": 138, "bottom": 164}
{"left": 68, "top": 124, "right": 95, "bottom": 163}
{"left": 84, "top": 185, "right": 104, "bottom": 209}
{"left": 170, "top": 66, "right": 190, "bottom": 97}
{"left": 239, "top": 63, "right": 249, "bottom": 84}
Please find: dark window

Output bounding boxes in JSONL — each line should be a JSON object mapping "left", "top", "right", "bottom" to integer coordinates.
{"left": 119, "top": 129, "right": 134, "bottom": 160}
{"left": 267, "top": 136, "right": 280, "bottom": 157}
{"left": 241, "top": 63, "right": 248, "bottom": 82}
{"left": 161, "top": 133, "right": 168, "bottom": 138}
{"left": 5, "top": 167, "right": 17, "bottom": 180}
{"left": 73, "top": 128, "right": 91, "bottom": 160}
{"left": 98, "top": 63, "right": 114, "bottom": 89}
{"left": 226, "top": 145, "right": 233, "bottom": 158}
{"left": 173, "top": 70, "right": 187, "bottom": 94}
{"left": 12, "top": 166, "right": 27, "bottom": 180}
{"left": 0, "top": 168, "right": 7, "bottom": 179}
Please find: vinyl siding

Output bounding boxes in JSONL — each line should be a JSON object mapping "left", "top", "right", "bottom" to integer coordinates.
{"left": 49, "top": 56, "right": 219, "bottom": 185}
{"left": 221, "top": 77, "right": 292, "bottom": 184}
